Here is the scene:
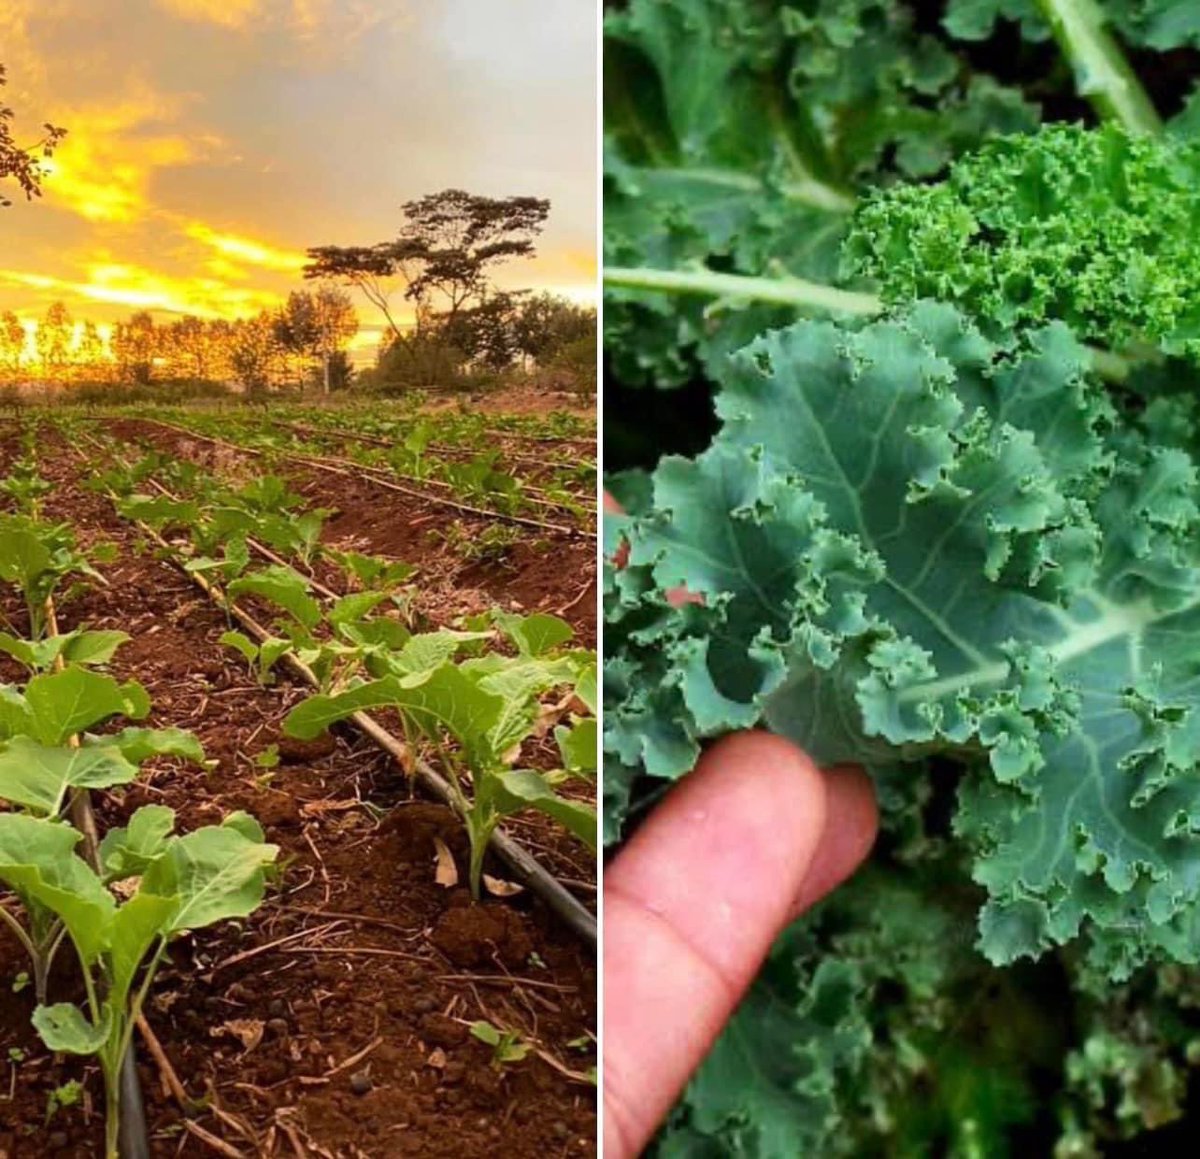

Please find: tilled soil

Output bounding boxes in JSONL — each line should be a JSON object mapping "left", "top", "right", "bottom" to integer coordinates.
{"left": 0, "top": 431, "right": 597, "bottom": 1157}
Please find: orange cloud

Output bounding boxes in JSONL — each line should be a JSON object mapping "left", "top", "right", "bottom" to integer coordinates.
{"left": 38, "top": 89, "right": 224, "bottom": 224}
{"left": 183, "top": 223, "right": 308, "bottom": 273}
{"left": 0, "top": 263, "right": 280, "bottom": 319}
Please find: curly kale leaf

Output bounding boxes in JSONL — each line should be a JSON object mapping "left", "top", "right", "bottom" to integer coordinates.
{"left": 659, "top": 863, "right": 1054, "bottom": 1157}
{"left": 606, "top": 301, "right": 1200, "bottom": 978}
{"left": 845, "top": 125, "right": 1200, "bottom": 358}
{"left": 603, "top": 0, "right": 1038, "bottom": 387}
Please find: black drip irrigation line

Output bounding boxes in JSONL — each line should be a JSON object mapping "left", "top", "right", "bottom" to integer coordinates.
{"left": 131, "top": 416, "right": 597, "bottom": 540}
{"left": 72, "top": 430, "right": 598, "bottom": 950}
{"left": 280, "top": 420, "right": 593, "bottom": 477}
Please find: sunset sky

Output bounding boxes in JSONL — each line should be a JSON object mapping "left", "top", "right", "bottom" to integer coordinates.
{"left": 0, "top": 0, "right": 597, "bottom": 356}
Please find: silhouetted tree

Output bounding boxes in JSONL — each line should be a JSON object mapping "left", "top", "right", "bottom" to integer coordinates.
{"left": 113, "top": 312, "right": 157, "bottom": 385}
{"left": 36, "top": 301, "right": 72, "bottom": 380}
{"left": 304, "top": 189, "right": 550, "bottom": 338}
{"left": 0, "top": 311, "right": 25, "bottom": 376}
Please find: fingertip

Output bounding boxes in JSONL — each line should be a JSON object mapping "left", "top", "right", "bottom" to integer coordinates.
{"left": 608, "top": 729, "right": 829, "bottom": 988}
{"left": 830, "top": 762, "right": 879, "bottom": 852}
{"left": 790, "top": 763, "right": 878, "bottom": 917}
{"left": 694, "top": 730, "right": 828, "bottom": 829}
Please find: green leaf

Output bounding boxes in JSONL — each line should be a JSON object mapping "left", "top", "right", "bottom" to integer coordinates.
{"left": 23, "top": 668, "right": 149, "bottom": 746}
{"left": 100, "top": 805, "right": 178, "bottom": 880}
{"left": 108, "top": 892, "right": 178, "bottom": 1008}
{"left": 0, "top": 526, "right": 52, "bottom": 591}
{"left": 32, "top": 1003, "right": 113, "bottom": 1056}
{"left": 574, "top": 663, "right": 598, "bottom": 716}
{"left": 470, "top": 1021, "right": 501, "bottom": 1046}
{"left": 0, "top": 686, "right": 32, "bottom": 741}
{"left": 385, "top": 629, "right": 495, "bottom": 677}
{"left": 0, "top": 814, "right": 115, "bottom": 964}
{"left": 492, "top": 611, "right": 574, "bottom": 656}
{"left": 284, "top": 665, "right": 506, "bottom": 767}
{"left": 0, "top": 633, "right": 41, "bottom": 669}
{"left": 102, "top": 727, "right": 205, "bottom": 766}
{"left": 219, "top": 630, "right": 259, "bottom": 665}
{"left": 845, "top": 126, "right": 1200, "bottom": 358}
{"left": 60, "top": 630, "right": 130, "bottom": 667}
{"left": 117, "top": 494, "right": 200, "bottom": 532}
{"left": 140, "top": 824, "right": 278, "bottom": 933}
{"left": 227, "top": 566, "right": 322, "bottom": 631}
{"left": 556, "top": 718, "right": 598, "bottom": 776}
{"left": 486, "top": 770, "right": 598, "bottom": 852}
{"left": 610, "top": 303, "right": 1200, "bottom": 975}
{"left": 328, "top": 591, "right": 389, "bottom": 626}
{"left": 0, "top": 737, "right": 140, "bottom": 817}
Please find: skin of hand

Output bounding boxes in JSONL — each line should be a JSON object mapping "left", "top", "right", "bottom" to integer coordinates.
{"left": 603, "top": 732, "right": 878, "bottom": 1157}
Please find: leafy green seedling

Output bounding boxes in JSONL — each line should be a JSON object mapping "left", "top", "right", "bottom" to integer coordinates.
{"left": 255, "top": 744, "right": 281, "bottom": 770}
{"left": 220, "top": 630, "right": 292, "bottom": 686}
{"left": 470, "top": 1021, "right": 531, "bottom": 1069}
{"left": 44, "top": 1079, "right": 83, "bottom": 1126}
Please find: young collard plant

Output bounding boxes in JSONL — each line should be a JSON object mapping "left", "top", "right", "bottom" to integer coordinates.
{"left": 0, "top": 515, "right": 104, "bottom": 640}
{"left": 0, "top": 809, "right": 277, "bottom": 1159}
{"left": 470, "top": 1020, "right": 532, "bottom": 1069}
{"left": 0, "top": 664, "right": 205, "bottom": 1001}
{"left": 283, "top": 611, "right": 598, "bottom": 897}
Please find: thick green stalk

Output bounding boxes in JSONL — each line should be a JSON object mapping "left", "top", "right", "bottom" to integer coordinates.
{"left": 604, "top": 265, "right": 880, "bottom": 316}
{"left": 104, "top": 1083, "right": 119, "bottom": 1159}
{"left": 1035, "top": 0, "right": 1162, "bottom": 135}
{"left": 604, "top": 265, "right": 1134, "bottom": 381}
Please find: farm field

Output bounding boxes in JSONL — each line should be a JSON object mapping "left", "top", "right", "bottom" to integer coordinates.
{"left": 0, "top": 400, "right": 598, "bottom": 1157}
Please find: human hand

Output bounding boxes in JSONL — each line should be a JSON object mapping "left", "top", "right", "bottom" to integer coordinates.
{"left": 602, "top": 731, "right": 878, "bottom": 1157}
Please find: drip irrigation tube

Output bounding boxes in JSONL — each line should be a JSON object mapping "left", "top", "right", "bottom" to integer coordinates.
{"left": 280, "top": 421, "right": 593, "bottom": 475}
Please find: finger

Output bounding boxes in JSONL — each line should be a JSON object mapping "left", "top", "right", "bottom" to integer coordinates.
{"left": 603, "top": 732, "right": 828, "bottom": 1158}
{"left": 789, "top": 763, "right": 877, "bottom": 918}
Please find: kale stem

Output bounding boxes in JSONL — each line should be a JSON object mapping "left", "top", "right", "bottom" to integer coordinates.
{"left": 605, "top": 265, "right": 1136, "bottom": 383}
{"left": 1035, "top": 0, "right": 1162, "bottom": 135}
{"left": 604, "top": 265, "right": 880, "bottom": 315}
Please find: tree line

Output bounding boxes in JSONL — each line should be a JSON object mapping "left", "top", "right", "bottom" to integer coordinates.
{"left": 0, "top": 287, "right": 358, "bottom": 391}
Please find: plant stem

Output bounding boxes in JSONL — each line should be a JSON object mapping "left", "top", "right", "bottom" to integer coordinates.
{"left": 604, "top": 265, "right": 881, "bottom": 315}
{"left": 0, "top": 904, "right": 37, "bottom": 971}
{"left": 104, "top": 1071, "right": 120, "bottom": 1159}
{"left": 467, "top": 815, "right": 494, "bottom": 901}
{"left": 605, "top": 264, "right": 1134, "bottom": 381}
{"left": 1035, "top": 0, "right": 1162, "bottom": 135}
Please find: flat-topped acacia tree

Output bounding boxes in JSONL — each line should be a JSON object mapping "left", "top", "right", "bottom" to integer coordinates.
{"left": 305, "top": 189, "right": 550, "bottom": 341}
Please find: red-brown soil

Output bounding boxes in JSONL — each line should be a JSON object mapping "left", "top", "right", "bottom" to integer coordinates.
{"left": 0, "top": 429, "right": 597, "bottom": 1157}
